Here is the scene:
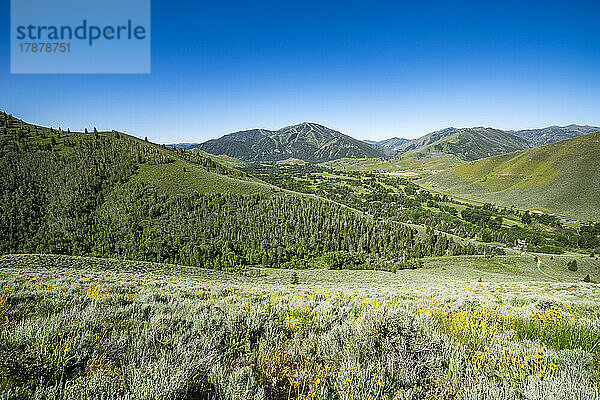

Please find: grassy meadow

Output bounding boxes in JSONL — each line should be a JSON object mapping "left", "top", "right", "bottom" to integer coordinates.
{"left": 2, "top": 253, "right": 600, "bottom": 399}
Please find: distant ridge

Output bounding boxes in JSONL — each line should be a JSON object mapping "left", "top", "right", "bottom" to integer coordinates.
{"left": 193, "top": 122, "right": 385, "bottom": 162}
{"left": 401, "top": 127, "right": 530, "bottom": 161}
{"left": 396, "top": 127, "right": 461, "bottom": 153}
{"left": 365, "top": 137, "right": 412, "bottom": 155}
{"left": 508, "top": 124, "right": 600, "bottom": 147}
{"left": 167, "top": 142, "right": 198, "bottom": 149}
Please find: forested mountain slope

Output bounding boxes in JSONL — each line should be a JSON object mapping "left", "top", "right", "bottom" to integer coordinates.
{"left": 394, "top": 127, "right": 460, "bottom": 153}
{"left": 0, "top": 112, "right": 484, "bottom": 269}
{"left": 194, "top": 122, "right": 385, "bottom": 162}
{"left": 365, "top": 137, "right": 412, "bottom": 155}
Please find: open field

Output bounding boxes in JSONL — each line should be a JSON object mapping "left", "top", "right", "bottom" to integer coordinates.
{"left": 2, "top": 254, "right": 600, "bottom": 399}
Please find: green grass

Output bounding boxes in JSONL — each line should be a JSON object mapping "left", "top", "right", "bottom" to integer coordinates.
{"left": 0, "top": 113, "right": 272, "bottom": 198}
{"left": 276, "top": 158, "right": 307, "bottom": 165}
{"left": 422, "top": 132, "right": 600, "bottom": 221}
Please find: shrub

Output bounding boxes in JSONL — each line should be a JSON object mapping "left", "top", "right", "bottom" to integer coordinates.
{"left": 568, "top": 260, "right": 578, "bottom": 272}
{"left": 290, "top": 271, "right": 299, "bottom": 284}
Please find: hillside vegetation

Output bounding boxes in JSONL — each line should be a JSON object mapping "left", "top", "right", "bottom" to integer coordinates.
{"left": 0, "top": 112, "right": 486, "bottom": 270}
{"left": 247, "top": 163, "right": 600, "bottom": 255}
{"left": 422, "top": 132, "right": 600, "bottom": 220}
{"left": 404, "top": 127, "right": 530, "bottom": 161}
{"left": 1, "top": 253, "right": 599, "bottom": 399}
{"left": 365, "top": 137, "right": 412, "bottom": 155}
{"left": 194, "top": 122, "right": 385, "bottom": 162}
{"left": 395, "top": 127, "right": 460, "bottom": 153}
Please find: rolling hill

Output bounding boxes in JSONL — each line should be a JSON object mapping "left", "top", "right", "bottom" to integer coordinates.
{"left": 403, "top": 127, "right": 531, "bottom": 161}
{"left": 421, "top": 131, "right": 600, "bottom": 220}
{"left": 193, "top": 122, "right": 385, "bottom": 162}
{"left": 508, "top": 124, "right": 600, "bottom": 147}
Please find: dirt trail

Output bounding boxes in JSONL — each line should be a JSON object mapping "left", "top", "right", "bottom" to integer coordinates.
{"left": 537, "top": 259, "right": 560, "bottom": 281}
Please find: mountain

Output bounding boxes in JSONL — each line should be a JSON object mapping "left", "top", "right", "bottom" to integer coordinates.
{"left": 194, "top": 122, "right": 385, "bottom": 162}
{"left": 403, "top": 127, "right": 531, "bottom": 161}
{"left": 422, "top": 131, "right": 600, "bottom": 220}
{"left": 167, "top": 142, "right": 198, "bottom": 149}
{"left": 508, "top": 124, "right": 600, "bottom": 147}
{"left": 395, "top": 128, "right": 460, "bottom": 153}
{"left": 365, "top": 137, "right": 412, "bottom": 154}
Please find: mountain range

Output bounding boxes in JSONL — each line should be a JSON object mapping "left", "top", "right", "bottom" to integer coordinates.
{"left": 194, "top": 123, "right": 598, "bottom": 163}
{"left": 508, "top": 125, "right": 600, "bottom": 147}
{"left": 167, "top": 142, "right": 199, "bottom": 149}
{"left": 401, "top": 127, "right": 531, "bottom": 161}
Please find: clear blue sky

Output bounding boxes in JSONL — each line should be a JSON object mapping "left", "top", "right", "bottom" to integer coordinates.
{"left": 1, "top": 0, "right": 599, "bottom": 142}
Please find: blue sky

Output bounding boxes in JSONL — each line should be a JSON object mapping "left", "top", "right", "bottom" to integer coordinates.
{"left": 1, "top": 0, "right": 599, "bottom": 142}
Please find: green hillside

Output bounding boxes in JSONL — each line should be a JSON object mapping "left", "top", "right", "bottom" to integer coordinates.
{"left": 404, "top": 127, "right": 531, "bottom": 161}
{"left": 187, "top": 147, "right": 248, "bottom": 169}
{"left": 0, "top": 114, "right": 271, "bottom": 196}
{"left": 422, "top": 132, "right": 600, "bottom": 220}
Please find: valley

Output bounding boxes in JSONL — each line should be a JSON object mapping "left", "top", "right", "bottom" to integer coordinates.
{"left": 3, "top": 1, "right": 598, "bottom": 398}
{"left": 1, "top": 112, "right": 599, "bottom": 399}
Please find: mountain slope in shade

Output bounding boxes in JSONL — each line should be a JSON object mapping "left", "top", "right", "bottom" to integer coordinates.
{"left": 508, "top": 124, "right": 600, "bottom": 147}
{"left": 167, "top": 142, "right": 199, "bottom": 149}
{"left": 396, "top": 127, "right": 460, "bottom": 153}
{"left": 194, "top": 122, "right": 385, "bottom": 162}
{"left": 365, "top": 137, "right": 412, "bottom": 155}
{"left": 422, "top": 131, "right": 600, "bottom": 221}
{"left": 403, "top": 127, "right": 531, "bottom": 161}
